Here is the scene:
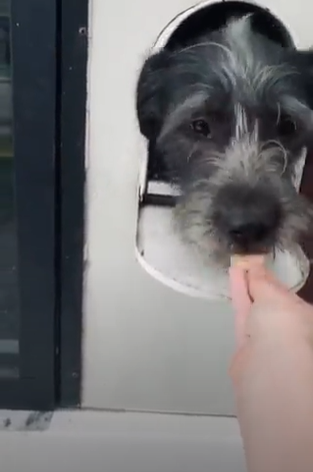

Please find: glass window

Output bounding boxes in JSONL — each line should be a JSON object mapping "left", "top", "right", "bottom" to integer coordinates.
{"left": 0, "top": 0, "right": 18, "bottom": 379}
{"left": 0, "top": 0, "right": 85, "bottom": 410}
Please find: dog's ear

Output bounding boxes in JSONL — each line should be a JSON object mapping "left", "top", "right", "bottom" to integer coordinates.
{"left": 136, "top": 50, "right": 170, "bottom": 140}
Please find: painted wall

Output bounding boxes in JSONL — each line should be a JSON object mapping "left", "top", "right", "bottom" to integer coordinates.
{"left": 83, "top": 0, "right": 313, "bottom": 414}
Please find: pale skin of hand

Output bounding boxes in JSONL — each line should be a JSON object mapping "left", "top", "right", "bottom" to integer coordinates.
{"left": 229, "top": 263, "right": 313, "bottom": 472}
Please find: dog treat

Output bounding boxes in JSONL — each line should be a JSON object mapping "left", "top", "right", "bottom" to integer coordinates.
{"left": 231, "top": 254, "right": 265, "bottom": 270}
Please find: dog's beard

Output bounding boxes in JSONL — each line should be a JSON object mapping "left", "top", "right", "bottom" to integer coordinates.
{"left": 173, "top": 137, "right": 313, "bottom": 263}
{"left": 175, "top": 187, "right": 312, "bottom": 265}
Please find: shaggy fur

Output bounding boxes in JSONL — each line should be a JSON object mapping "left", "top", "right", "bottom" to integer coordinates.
{"left": 136, "top": 15, "right": 313, "bottom": 262}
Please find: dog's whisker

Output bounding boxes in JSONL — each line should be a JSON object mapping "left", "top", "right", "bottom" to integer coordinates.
{"left": 261, "top": 139, "right": 288, "bottom": 175}
{"left": 186, "top": 144, "right": 197, "bottom": 163}
{"left": 170, "top": 41, "right": 232, "bottom": 59}
{"left": 276, "top": 102, "right": 281, "bottom": 125}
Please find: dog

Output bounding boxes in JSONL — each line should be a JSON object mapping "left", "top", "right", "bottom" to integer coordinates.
{"left": 136, "top": 14, "right": 313, "bottom": 265}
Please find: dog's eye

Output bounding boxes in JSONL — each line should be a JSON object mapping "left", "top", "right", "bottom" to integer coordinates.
{"left": 277, "top": 115, "right": 297, "bottom": 138}
{"left": 191, "top": 119, "right": 211, "bottom": 137}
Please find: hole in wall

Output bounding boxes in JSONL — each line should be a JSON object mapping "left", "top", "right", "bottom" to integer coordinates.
{"left": 164, "top": 1, "right": 294, "bottom": 52}
{"left": 135, "top": 1, "right": 309, "bottom": 299}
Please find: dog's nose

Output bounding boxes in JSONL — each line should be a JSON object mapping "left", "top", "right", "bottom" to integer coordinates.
{"left": 228, "top": 221, "right": 271, "bottom": 244}
{"left": 213, "top": 184, "right": 282, "bottom": 250}
{"left": 225, "top": 212, "right": 278, "bottom": 250}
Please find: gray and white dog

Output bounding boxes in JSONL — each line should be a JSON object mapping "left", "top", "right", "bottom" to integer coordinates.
{"left": 136, "top": 14, "right": 313, "bottom": 264}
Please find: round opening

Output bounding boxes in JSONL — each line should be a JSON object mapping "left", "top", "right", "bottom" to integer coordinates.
{"left": 156, "top": 1, "right": 294, "bottom": 52}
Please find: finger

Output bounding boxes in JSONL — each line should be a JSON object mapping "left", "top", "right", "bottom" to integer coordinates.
{"left": 229, "top": 266, "right": 251, "bottom": 312}
{"left": 229, "top": 266, "right": 252, "bottom": 348}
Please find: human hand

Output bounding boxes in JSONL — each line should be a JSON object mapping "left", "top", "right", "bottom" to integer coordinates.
{"left": 229, "top": 262, "right": 313, "bottom": 387}
{"left": 228, "top": 262, "right": 313, "bottom": 472}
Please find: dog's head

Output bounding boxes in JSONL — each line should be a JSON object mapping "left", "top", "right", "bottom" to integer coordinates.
{"left": 136, "top": 16, "right": 313, "bottom": 261}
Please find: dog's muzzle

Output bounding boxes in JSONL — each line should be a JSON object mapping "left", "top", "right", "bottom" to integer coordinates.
{"left": 212, "top": 182, "right": 282, "bottom": 254}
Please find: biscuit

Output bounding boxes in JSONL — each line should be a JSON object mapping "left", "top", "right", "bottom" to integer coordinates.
{"left": 230, "top": 254, "right": 265, "bottom": 270}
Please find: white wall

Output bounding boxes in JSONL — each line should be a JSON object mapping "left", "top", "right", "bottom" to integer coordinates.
{"left": 83, "top": 0, "right": 313, "bottom": 415}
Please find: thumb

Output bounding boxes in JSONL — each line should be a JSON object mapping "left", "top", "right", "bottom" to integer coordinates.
{"left": 247, "top": 264, "right": 290, "bottom": 303}
{"left": 229, "top": 266, "right": 252, "bottom": 348}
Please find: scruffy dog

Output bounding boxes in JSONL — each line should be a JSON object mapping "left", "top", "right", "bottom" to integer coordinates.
{"left": 136, "top": 15, "right": 313, "bottom": 263}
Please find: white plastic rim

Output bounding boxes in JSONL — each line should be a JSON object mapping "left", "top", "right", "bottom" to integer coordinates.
{"left": 136, "top": 203, "right": 310, "bottom": 300}
{"left": 135, "top": 247, "right": 310, "bottom": 301}
{"left": 136, "top": 0, "right": 310, "bottom": 300}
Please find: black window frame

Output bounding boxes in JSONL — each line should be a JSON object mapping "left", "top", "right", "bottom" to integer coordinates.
{"left": 0, "top": 0, "right": 57, "bottom": 410}
{"left": 57, "top": 0, "right": 87, "bottom": 408}
{"left": 0, "top": 0, "right": 87, "bottom": 410}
